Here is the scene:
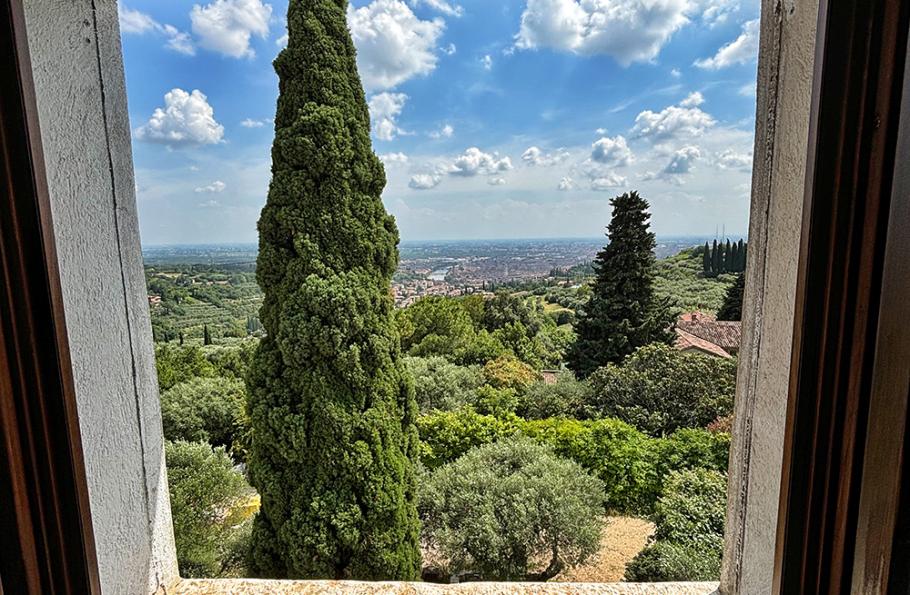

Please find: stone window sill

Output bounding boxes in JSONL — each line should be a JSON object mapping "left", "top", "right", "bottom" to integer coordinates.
{"left": 176, "top": 579, "right": 720, "bottom": 594}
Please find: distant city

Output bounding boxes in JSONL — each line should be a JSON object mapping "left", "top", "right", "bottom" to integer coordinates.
{"left": 142, "top": 236, "right": 744, "bottom": 307}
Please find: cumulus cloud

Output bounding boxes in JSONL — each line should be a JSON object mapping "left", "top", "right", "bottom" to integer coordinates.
{"left": 696, "top": 0, "right": 739, "bottom": 27}
{"left": 695, "top": 19, "right": 759, "bottom": 69}
{"left": 716, "top": 148, "right": 752, "bottom": 170}
{"left": 591, "top": 135, "right": 633, "bottom": 167}
{"left": 409, "top": 0, "right": 464, "bottom": 17}
{"left": 662, "top": 145, "right": 701, "bottom": 174}
{"left": 195, "top": 180, "right": 227, "bottom": 193}
{"left": 380, "top": 152, "right": 410, "bottom": 165}
{"left": 443, "top": 43, "right": 457, "bottom": 55}
{"left": 522, "top": 146, "right": 570, "bottom": 166}
{"left": 481, "top": 54, "right": 493, "bottom": 70}
{"left": 591, "top": 172, "right": 628, "bottom": 190}
{"left": 347, "top": 0, "right": 445, "bottom": 92}
{"left": 409, "top": 173, "right": 443, "bottom": 189}
{"left": 429, "top": 124, "right": 455, "bottom": 138}
{"left": 368, "top": 92, "right": 409, "bottom": 141}
{"left": 631, "top": 98, "right": 715, "bottom": 142}
{"left": 679, "top": 91, "right": 704, "bottom": 107}
{"left": 135, "top": 89, "right": 225, "bottom": 148}
{"left": 488, "top": 177, "right": 507, "bottom": 186}
{"left": 514, "top": 0, "right": 690, "bottom": 65}
{"left": 191, "top": 0, "right": 272, "bottom": 59}
{"left": 738, "top": 81, "right": 756, "bottom": 97}
{"left": 118, "top": 5, "right": 195, "bottom": 55}
{"left": 558, "top": 176, "right": 576, "bottom": 191}
{"left": 240, "top": 117, "right": 271, "bottom": 128}
{"left": 448, "top": 147, "right": 513, "bottom": 176}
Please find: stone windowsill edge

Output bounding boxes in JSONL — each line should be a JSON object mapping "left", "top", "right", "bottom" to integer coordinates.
{"left": 175, "top": 579, "right": 720, "bottom": 594}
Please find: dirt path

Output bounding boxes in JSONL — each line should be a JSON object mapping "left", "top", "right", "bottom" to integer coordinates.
{"left": 554, "top": 516, "right": 655, "bottom": 583}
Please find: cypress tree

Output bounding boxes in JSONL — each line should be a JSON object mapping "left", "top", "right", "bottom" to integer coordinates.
{"left": 711, "top": 239, "right": 720, "bottom": 275}
{"left": 567, "top": 191, "right": 676, "bottom": 378}
{"left": 730, "top": 242, "right": 739, "bottom": 273}
{"left": 702, "top": 242, "right": 712, "bottom": 276}
{"left": 203, "top": 324, "right": 212, "bottom": 346}
{"left": 245, "top": 0, "right": 420, "bottom": 580}
{"left": 717, "top": 273, "right": 746, "bottom": 321}
{"left": 724, "top": 239, "right": 733, "bottom": 272}
{"left": 738, "top": 239, "right": 747, "bottom": 271}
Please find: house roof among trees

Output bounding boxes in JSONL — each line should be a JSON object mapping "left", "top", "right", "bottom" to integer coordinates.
{"left": 674, "top": 312, "right": 742, "bottom": 357}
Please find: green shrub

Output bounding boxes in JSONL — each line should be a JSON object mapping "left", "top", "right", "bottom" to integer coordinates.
{"left": 624, "top": 468, "right": 727, "bottom": 582}
{"left": 521, "top": 417, "right": 659, "bottom": 512}
{"left": 155, "top": 344, "right": 216, "bottom": 391}
{"left": 166, "top": 440, "right": 252, "bottom": 578}
{"left": 420, "top": 437, "right": 604, "bottom": 581}
{"left": 404, "top": 356, "right": 483, "bottom": 414}
{"left": 587, "top": 343, "right": 737, "bottom": 436}
{"left": 417, "top": 409, "right": 520, "bottom": 470}
{"left": 655, "top": 428, "right": 730, "bottom": 479}
{"left": 482, "top": 354, "right": 539, "bottom": 394}
{"left": 517, "top": 373, "right": 592, "bottom": 419}
{"left": 160, "top": 377, "right": 246, "bottom": 453}
{"left": 624, "top": 541, "right": 722, "bottom": 582}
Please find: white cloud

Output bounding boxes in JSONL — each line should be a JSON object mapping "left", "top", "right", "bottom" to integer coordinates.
{"left": 409, "top": 0, "right": 464, "bottom": 17}
{"left": 380, "top": 152, "right": 410, "bottom": 165}
{"left": 191, "top": 0, "right": 272, "bottom": 59}
{"left": 591, "top": 172, "right": 628, "bottom": 190}
{"left": 558, "top": 176, "right": 576, "bottom": 191}
{"left": 679, "top": 91, "right": 704, "bottom": 107}
{"left": 670, "top": 68, "right": 682, "bottom": 78}
{"left": 631, "top": 98, "right": 716, "bottom": 142}
{"left": 488, "top": 177, "right": 507, "bottom": 186}
{"left": 696, "top": 0, "right": 739, "bottom": 27}
{"left": 135, "top": 89, "right": 225, "bottom": 148}
{"left": 522, "top": 146, "right": 570, "bottom": 166}
{"left": 347, "top": 0, "right": 445, "bottom": 92}
{"left": 276, "top": 32, "right": 288, "bottom": 47}
{"left": 199, "top": 199, "right": 221, "bottom": 208}
{"left": 443, "top": 43, "right": 457, "bottom": 55}
{"left": 240, "top": 117, "right": 270, "bottom": 128}
{"left": 662, "top": 145, "right": 701, "bottom": 174}
{"left": 514, "top": 0, "right": 690, "bottom": 65}
{"left": 695, "top": 19, "right": 759, "bottom": 69}
{"left": 448, "top": 147, "right": 513, "bottom": 176}
{"left": 591, "top": 135, "right": 633, "bottom": 167}
{"left": 118, "top": 6, "right": 195, "bottom": 55}
{"left": 738, "top": 81, "right": 756, "bottom": 97}
{"left": 119, "top": 6, "right": 157, "bottom": 33}
{"left": 481, "top": 54, "right": 493, "bottom": 70}
{"left": 595, "top": 127, "right": 608, "bottom": 135}
{"left": 429, "top": 123, "right": 455, "bottom": 138}
{"left": 195, "top": 180, "right": 227, "bottom": 193}
{"left": 409, "top": 173, "right": 443, "bottom": 189}
{"left": 368, "top": 92, "right": 409, "bottom": 141}
{"left": 716, "top": 148, "right": 752, "bottom": 170}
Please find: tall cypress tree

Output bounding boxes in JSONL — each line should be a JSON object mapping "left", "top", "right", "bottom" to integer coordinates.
{"left": 567, "top": 191, "right": 675, "bottom": 378}
{"left": 724, "top": 239, "right": 733, "bottom": 272}
{"left": 711, "top": 239, "right": 721, "bottom": 275}
{"left": 203, "top": 324, "right": 212, "bottom": 346}
{"left": 717, "top": 272, "right": 746, "bottom": 321}
{"left": 245, "top": 0, "right": 420, "bottom": 579}
{"left": 702, "top": 241, "right": 712, "bottom": 276}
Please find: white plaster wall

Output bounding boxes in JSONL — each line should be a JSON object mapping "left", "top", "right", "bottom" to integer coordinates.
{"left": 720, "top": 0, "right": 818, "bottom": 592}
{"left": 22, "top": 1, "right": 179, "bottom": 593}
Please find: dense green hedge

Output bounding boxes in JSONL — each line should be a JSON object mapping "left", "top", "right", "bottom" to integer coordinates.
{"left": 416, "top": 409, "right": 729, "bottom": 514}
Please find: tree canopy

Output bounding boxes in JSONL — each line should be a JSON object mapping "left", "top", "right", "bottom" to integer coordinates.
{"left": 244, "top": 0, "right": 420, "bottom": 579}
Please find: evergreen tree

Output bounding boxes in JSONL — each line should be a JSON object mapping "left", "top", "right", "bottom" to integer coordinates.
{"left": 245, "top": 0, "right": 420, "bottom": 580}
{"left": 737, "top": 239, "right": 747, "bottom": 271}
{"left": 203, "top": 324, "right": 212, "bottom": 346}
{"left": 702, "top": 242, "right": 712, "bottom": 276}
{"left": 179, "top": 332, "right": 184, "bottom": 346}
{"left": 711, "top": 239, "right": 720, "bottom": 276}
{"left": 717, "top": 273, "right": 746, "bottom": 321}
{"left": 567, "top": 192, "right": 676, "bottom": 378}
{"left": 724, "top": 240, "right": 733, "bottom": 272}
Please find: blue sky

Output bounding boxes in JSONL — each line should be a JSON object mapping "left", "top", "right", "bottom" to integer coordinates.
{"left": 120, "top": 0, "right": 760, "bottom": 245}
